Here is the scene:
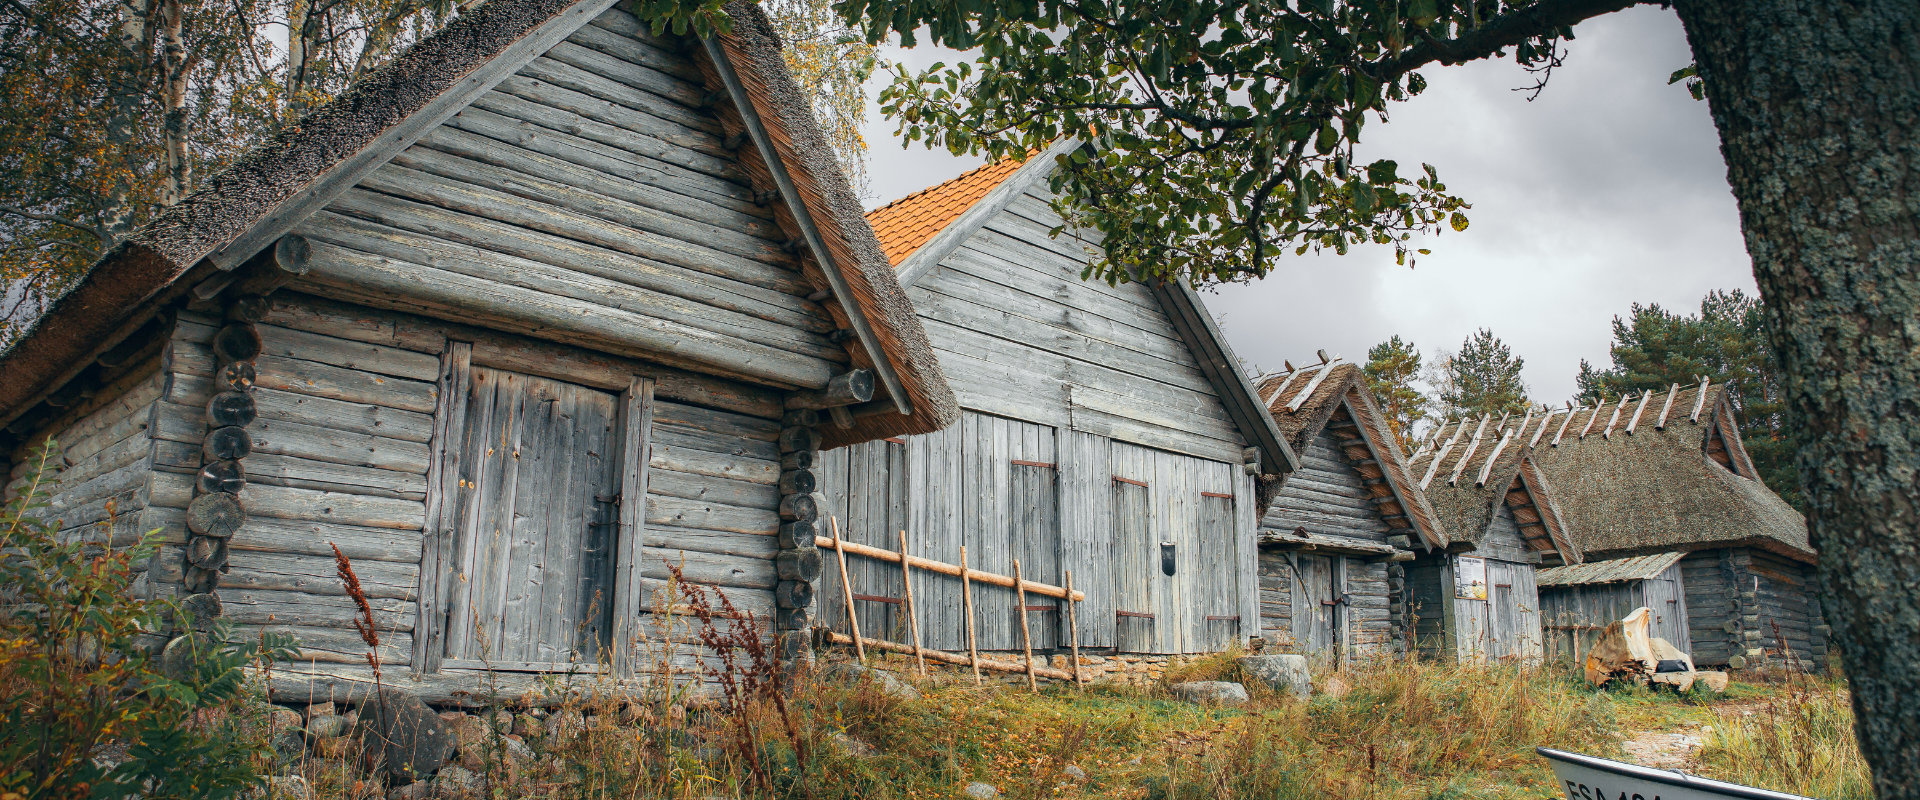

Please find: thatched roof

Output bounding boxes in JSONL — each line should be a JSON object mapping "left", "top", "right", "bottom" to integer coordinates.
{"left": 0, "top": 0, "right": 956, "bottom": 450}
{"left": 1252, "top": 359, "right": 1446, "bottom": 550}
{"left": 1407, "top": 409, "right": 1581, "bottom": 563}
{"left": 1521, "top": 382, "right": 1812, "bottom": 562}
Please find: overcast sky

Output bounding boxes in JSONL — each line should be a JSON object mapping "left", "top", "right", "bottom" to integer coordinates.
{"left": 856, "top": 6, "right": 1754, "bottom": 408}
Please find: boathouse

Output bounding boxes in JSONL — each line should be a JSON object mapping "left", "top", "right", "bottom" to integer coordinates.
{"left": 1251, "top": 357, "right": 1446, "bottom": 665}
{"left": 0, "top": 0, "right": 957, "bottom": 701}
{"left": 1528, "top": 382, "right": 1823, "bottom": 670}
{"left": 1405, "top": 412, "right": 1582, "bottom": 661}
{"left": 812, "top": 145, "right": 1297, "bottom": 658}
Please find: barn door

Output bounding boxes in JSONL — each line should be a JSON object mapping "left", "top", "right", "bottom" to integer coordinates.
{"left": 1489, "top": 562, "right": 1515, "bottom": 659}
{"left": 1013, "top": 460, "right": 1060, "bottom": 648}
{"left": 1196, "top": 492, "right": 1239, "bottom": 652}
{"left": 1112, "top": 477, "right": 1155, "bottom": 653}
{"left": 441, "top": 367, "right": 621, "bottom": 671}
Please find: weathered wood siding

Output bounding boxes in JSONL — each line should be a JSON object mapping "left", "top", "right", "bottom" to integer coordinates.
{"left": 1679, "top": 547, "right": 1825, "bottom": 669}
{"left": 290, "top": 7, "right": 841, "bottom": 391}
{"left": 1256, "top": 429, "right": 1401, "bottom": 662}
{"left": 908, "top": 188, "right": 1247, "bottom": 465}
{"left": 141, "top": 307, "right": 436, "bottom": 666}
{"left": 6, "top": 349, "right": 166, "bottom": 566}
{"left": 817, "top": 414, "right": 1254, "bottom": 655}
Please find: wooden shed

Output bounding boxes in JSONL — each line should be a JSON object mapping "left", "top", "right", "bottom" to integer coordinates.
{"left": 1527, "top": 382, "right": 1823, "bottom": 670}
{"left": 1536, "top": 553, "right": 1690, "bottom": 662}
{"left": 1249, "top": 358, "right": 1447, "bottom": 665}
{"left": 1405, "top": 412, "right": 1582, "bottom": 662}
{"left": 0, "top": 0, "right": 958, "bottom": 702}
{"left": 812, "top": 144, "right": 1297, "bottom": 658}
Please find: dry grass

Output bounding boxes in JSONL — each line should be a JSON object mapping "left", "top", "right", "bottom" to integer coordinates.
{"left": 1695, "top": 673, "right": 1870, "bottom": 799}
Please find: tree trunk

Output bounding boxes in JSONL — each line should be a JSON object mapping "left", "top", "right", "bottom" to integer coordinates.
{"left": 1673, "top": 1, "right": 1919, "bottom": 795}
{"left": 159, "top": 0, "right": 189, "bottom": 205}
{"left": 103, "top": 0, "right": 153, "bottom": 241}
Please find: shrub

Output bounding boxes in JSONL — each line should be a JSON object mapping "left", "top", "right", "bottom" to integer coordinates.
{"left": 0, "top": 442, "right": 298, "bottom": 799}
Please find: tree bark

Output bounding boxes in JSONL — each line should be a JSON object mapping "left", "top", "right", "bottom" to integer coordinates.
{"left": 158, "top": 0, "right": 189, "bottom": 205}
{"left": 1673, "top": 0, "right": 1920, "bottom": 794}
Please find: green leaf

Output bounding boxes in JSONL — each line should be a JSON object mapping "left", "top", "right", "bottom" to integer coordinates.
{"left": 1450, "top": 211, "right": 1470, "bottom": 232}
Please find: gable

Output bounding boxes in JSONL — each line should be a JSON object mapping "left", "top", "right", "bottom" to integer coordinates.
{"left": 908, "top": 183, "right": 1248, "bottom": 463}
{"left": 289, "top": 8, "right": 843, "bottom": 391}
{"left": 1261, "top": 427, "right": 1393, "bottom": 543}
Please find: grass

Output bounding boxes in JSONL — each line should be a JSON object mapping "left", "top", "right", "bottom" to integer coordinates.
{"left": 281, "top": 651, "right": 1868, "bottom": 800}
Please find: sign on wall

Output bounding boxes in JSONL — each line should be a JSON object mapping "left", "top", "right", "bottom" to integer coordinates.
{"left": 1455, "top": 556, "right": 1488, "bottom": 600}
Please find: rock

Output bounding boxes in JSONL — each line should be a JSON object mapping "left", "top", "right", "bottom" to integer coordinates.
{"left": 512, "top": 714, "right": 540, "bottom": 738}
{"left": 1236, "top": 655, "right": 1312, "bottom": 699}
{"left": 304, "top": 702, "right": 337, "bottom": 720}
{"left": 485, "top": 709, "right": 515, "bottom": 734}
{"left": 818, "top": 662, "right": 921, "bottom": 700}
{"left": 385, "top": 783, "right": 432, "bottom": 800}
{"left": 831, "top": 730, "right": 876, "bottom": 758}
{"left": 433, "top": 765, "right": 483, "bottom": 796}
{"left": 307, "top": 713, "right": 352, "bottom": 740}
{"left": 1063, "top": 764, "right": 1088, "bottom": 780}
{"left": 269, "top": 729, "right": 306, "bottom": 767}
{"left": 544, "top": 709, "right": 585, "bottom": 743}
{"left": 1696, "top": 670, "right": 1730, "bottom": 692}
{"left": 1170, "top": 681, "right": 1249, "bottom": 706}
{"left": 1320, "top": 674, "right": 1352, "bottom": 699}
{"left": 313, "top": 737, "right": 354, "bottom": 761}
{"left": 965, "top": 781, "right": 1001, "bottom": 799}
{"left": 267, "top": 706, "right": 304, "bottom": 733}
{"left": 438, "top": 711, "right": 469, "bottom": 724}
{"left": 255, "top": 775, "right": 310, "bottom": 800}
{"left": 355, "top": 687, "right": 458, "bottom": 784}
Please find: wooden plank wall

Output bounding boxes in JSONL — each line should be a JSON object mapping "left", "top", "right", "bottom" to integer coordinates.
{"left": 291, "top": 7, "right": 840, "bottom": 391}
{"left": 148, "top": 308, "right": 437, "bottom": 666}
{"left": 1257, "top": 430, "right": 1399, "bottom": 661}
{"left": 1458, "top": 506, "right": 1543, "bottom": 660}
{"left": 1680, "top": 549, "right": 1736, "bottom": 665}
{"left": 910, "top": 188, "right": 1246, "bottom": 465}
{"left": 1256, "top": 551, "right": 1295, "bottom": 647}
{"left": 5, "top": 357, "right": 165, "bottom": 564}
{"left": 1746, "top": 548, "right": 1826, "bottom": 668}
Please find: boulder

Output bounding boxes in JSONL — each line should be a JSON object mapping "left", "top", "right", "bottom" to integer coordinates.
{"left": 253, "top": 775, "right": 310, "bottom": 800}
{"left": 818, "top": 662, "right": 921, "bottom": 701}
{"left": 432, "top": 765, "right": 483, "bottom": 797}
{"left": 307, "top": 713, "right": 352, "bottom": 740}
{"left": 1696, "top": 670, "right": 1730, "bottom": 693}
{"left": 1236, "top": 655, "right": 1311, "bottom": 699}
{"left": 304, "top": 702, "right": 336, "bottom": 720}
{"left": 543, "top": 709, "right": 585, "bottom": 743}
{"left": 1170, "top": 681, "right": 1250, "bottom": 706}
{"left": 964, "top": 782, "right": 1001, "bottom": 799}
{"left": 354, "top": 688, "right": 457, "bottom": 784}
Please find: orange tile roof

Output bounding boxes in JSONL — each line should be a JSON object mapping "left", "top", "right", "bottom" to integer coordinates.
{"left": 864, "top": 157, "right": 1025, "bottom": 266}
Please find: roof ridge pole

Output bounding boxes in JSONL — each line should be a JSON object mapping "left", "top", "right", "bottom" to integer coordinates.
{"left": 1579, "top": 398, "right": 1608, "bottom": 439}
{"left": 1286, "top": 357, "right": 1343, "bottom": 412}
{"left": 1551, "top": 402, "right": 1579, "bottom": 447}
{"left": 1475, "top": 426, "right": 1516, "bottom": 487}
{"left": 1655, "top": 382, "right": 1680, "bottom": 430}
{"left": 1624, "top": 390, "right": 1654, "bottom": 435}
{"left": 1262, "top": 364, "right": 1306, "bottom": 407}
{"left": 1529, "top": 408, "right": 1556, "bottom": 447}
{"left": 1600, "top": 395, "right": 1628, "bottom": 439}
{"left": 1411, "top": 418, "right": 1453, "bottom": 461}
{"left": 1419, "top": 420, "right": 1466, "bottom": 488}
{"left": 1446, "top": 415, "right": 1491, "bottom": 486}
{"left": 1691, "top": 377, "right": 1712, "bottom": 422}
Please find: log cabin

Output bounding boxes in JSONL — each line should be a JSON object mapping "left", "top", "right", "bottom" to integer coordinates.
{"left": 1526, "top": 382, "right": 1823, "bottom": 670}
{"left": 1405, "top": 412, "right": 1582, "bottom": 662}
{"left": 0, "top": 0, "right": 959, "bottom": 703}
{"left": 812, "top": 145, "right": 1298, "bottom": 659}
{"left": 1249, "top": 358, "right": 1447, "bottom": 666}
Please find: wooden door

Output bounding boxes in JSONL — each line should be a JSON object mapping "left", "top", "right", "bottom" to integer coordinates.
{"left": 442, "top": 367, "right": 620, "bottom": 670}
{"left": 1295, "top": 554, "right": 1340, "bottom": 664}
{"left": 1196, "top": 493, "right": 1239, "bottom": 652}
{"left": 1489, "top": 562, "right": 1516, "bottom": 659}
{"left": 1112, "top": 478, "right": 1155, "bottom": 653}
{"left": 1013, "top": 461, "right": 1060, "bottom": 648}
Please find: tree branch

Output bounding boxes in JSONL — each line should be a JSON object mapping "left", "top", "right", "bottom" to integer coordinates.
{"left": 1378, "top": 0, "right": 1654, "bottom": 79}
{"left": 0, "top": 204, "right": 108, "bottom": 244}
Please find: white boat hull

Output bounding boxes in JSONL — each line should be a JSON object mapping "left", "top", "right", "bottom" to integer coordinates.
{"left": 1537, "top": 748, "right": 1814, "bottom": 800}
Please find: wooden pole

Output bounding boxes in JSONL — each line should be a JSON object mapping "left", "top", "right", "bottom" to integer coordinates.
{"left": 961, "top": 545, "right": 982, "bottom": 685}
{"left": 1014, "top": 559, "right": 1037, "bottom": 692}
{"left": 1065, "top": 570, "right": 1083, "bottom": 689}
{"left": 899, "top": 529, "right": 926, "bottom": 678}
{"left": 814, "top": 536, "right": 1085, "bottom": 601}
{"left": 830, "top": 516, "right": 864, "bottom": 664}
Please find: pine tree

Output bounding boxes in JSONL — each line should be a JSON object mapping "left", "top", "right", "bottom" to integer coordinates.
{"left": 1433, "top": 329, "right": 1530, "bottom": 420}
{"left": 1363, "top": 335, "right": 1427, "bottom": 452}
{"left": 1575, "top": 290, "right": 1797, "bottom": 508}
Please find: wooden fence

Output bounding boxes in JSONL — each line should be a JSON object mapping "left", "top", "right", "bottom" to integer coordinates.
{"left": 818, "top": 516, "right": 1087, "bottom": 690}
